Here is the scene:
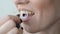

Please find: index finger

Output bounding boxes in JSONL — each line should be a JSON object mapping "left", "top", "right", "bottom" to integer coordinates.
{"left": 0, "top": 16, "right": 10, "bottom": 26}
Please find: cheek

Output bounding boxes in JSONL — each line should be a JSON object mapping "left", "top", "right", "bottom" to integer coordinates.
{"left": 30, "top": 0, "right": 43, "bottom": 8}
{"left": 40, "top": 10, "right": 56, "bottom": 29}
{"left": 30, "top": 0, "right": 51, "bottom": 9}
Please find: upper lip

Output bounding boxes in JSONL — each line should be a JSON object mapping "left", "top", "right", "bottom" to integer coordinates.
{"left": 15, "top": 0, "right": 29, "bottom": 5}
{"left": 19, "top": 9, "right": 33, "bottom": 12}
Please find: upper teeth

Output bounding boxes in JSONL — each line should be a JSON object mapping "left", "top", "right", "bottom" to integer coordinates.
{"left": 18, "top": 10, "right": 34, "bottom": 20}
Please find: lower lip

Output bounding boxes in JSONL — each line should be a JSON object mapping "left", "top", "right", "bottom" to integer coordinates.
{"left": 21, "top": 16, "right": 32, "bottom": 22}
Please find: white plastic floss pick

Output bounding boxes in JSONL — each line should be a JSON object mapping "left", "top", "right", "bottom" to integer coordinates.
{"left": 19, "top": 11, "right": 29, "bottom": 20}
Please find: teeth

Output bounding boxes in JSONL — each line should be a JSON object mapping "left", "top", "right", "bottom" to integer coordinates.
{"left": 19, "top": 10, "right": 34, "bottom": 20}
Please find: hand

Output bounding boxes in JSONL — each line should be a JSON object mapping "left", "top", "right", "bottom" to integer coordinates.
{"left": 0, "top": 15, "right": 21, "bottom": 34}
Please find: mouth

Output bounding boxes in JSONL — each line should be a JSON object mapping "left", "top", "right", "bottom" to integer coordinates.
{"left": 19, "top": 9, "right": 34, "bottom": 15}
{"left": 18, "top": 9, "right": 35, "bottom": 22}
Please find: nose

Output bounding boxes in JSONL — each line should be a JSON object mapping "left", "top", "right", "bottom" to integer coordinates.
{"left": 16, "top": 0, "right": 29, "bottom": 4}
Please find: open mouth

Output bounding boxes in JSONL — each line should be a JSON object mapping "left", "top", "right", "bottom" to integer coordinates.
{"left": 18, "top": 9, "right": 35, "bottom": 22}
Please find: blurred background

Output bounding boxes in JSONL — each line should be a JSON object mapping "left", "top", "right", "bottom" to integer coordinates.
{"left": 0, "top": 0, "right": 18, "bottom": 18}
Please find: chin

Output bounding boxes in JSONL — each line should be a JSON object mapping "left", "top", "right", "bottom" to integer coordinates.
{"left": 24, "top": 28, "right": 40, "bottom": 33}
{"left": 22, "top": 23, "right": 44, "bottom": 33}
{"left": 22, "top": 22, "right": 52, "bottom": 33}
{"left": 24, "top": 27, "right": 46, "bottom": 33}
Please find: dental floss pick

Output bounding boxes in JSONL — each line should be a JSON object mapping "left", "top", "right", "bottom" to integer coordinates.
{"left": 16, "top": 10, "right": 34, "bottom": 29}
{"left": 20, "top": 11, "right": 29, "bottom": 20}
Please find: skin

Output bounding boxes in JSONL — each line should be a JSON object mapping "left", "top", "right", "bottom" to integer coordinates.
{"left": 14, "top": 0, "right": 60, "bottom": 34}
{"left": 0, "top": 15, "right": 22, "bottom": 34}
{"left": 0, "top": 0, "right": 60, "bottom": 34}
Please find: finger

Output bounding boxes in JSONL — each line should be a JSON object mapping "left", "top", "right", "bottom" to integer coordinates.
{"left": 0, "top": 15, "right": 21, "bottom": 27}
{"left": 0, "top": 20, "right": 16, "bottom": 34}
{"left": 6, "top": 27, "right": 18, "bottom": 34}
{"left": 17, "top": 28, "right": 23, "bottom": 34}
{"left": 8, "top": 15, "right": 22, "bottom": 24}
{"left": 0, "top": 16, "right": 10, "bottom": 26}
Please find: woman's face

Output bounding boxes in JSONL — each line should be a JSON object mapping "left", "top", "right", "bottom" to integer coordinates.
{"left": 14, "top": 0, "right": 56, "bottom": 33}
